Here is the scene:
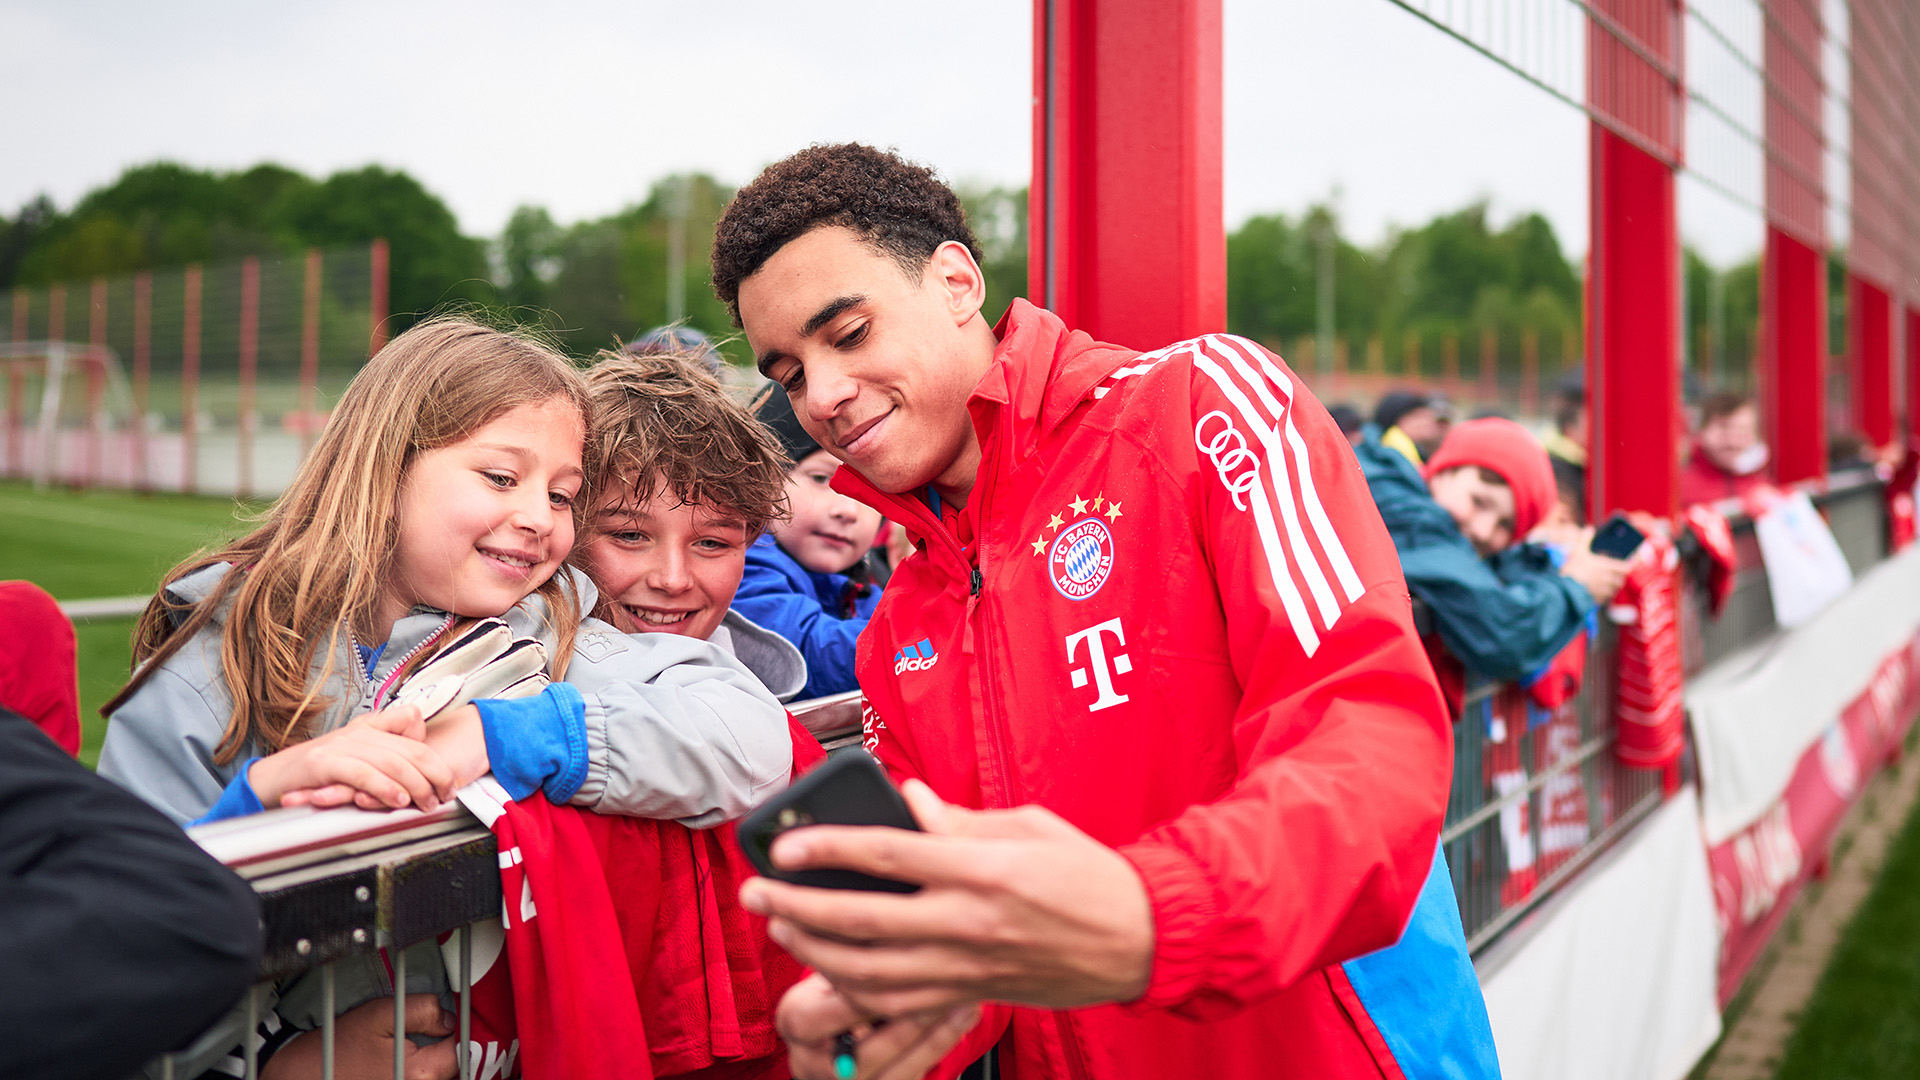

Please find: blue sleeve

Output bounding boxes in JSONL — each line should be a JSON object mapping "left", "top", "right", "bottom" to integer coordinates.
{"left": 475, "top": 683, "right": 588, "bottom": 803}
{"left": 1397, "top": 537, "right": 1596, "bottom": 683}
{"left": 734, "top": 558, "right": 870, "bottom": 699}
{"left": 188, "top": 759, "right": 265, "bottom": 826}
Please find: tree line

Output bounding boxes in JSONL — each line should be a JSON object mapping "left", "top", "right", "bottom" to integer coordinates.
{"left": 1, "top": 161, "right": 1772, "bottom": 379}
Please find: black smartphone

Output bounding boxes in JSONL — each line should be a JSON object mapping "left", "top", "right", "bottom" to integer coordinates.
{"left": 735, "top": 752, "right": 923, "bottom": 893}
{"left": 1590, "top": 511, "right": 1647, "bottom": 560}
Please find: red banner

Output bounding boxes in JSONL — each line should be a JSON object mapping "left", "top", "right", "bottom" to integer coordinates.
{"left": 1707, "top": 632, "right": 1920, "bottom": 1003}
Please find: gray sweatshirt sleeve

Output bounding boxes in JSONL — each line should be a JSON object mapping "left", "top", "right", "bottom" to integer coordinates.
{"left": 562, "top": 620, "right": 792, "bottom": 828}
{"left": 96, "top": 633, "right": 243, "bottom": 827}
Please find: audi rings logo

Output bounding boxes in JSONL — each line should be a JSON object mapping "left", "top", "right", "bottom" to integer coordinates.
{"left": 1048, "top": 518, "right": 1116, "bottom": 600}
{"left": 1195, "top": 410, "right": 1261, "bottom": 510}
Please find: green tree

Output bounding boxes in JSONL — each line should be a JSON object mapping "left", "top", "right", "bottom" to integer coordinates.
{"left": 956, "top": 185, "right": 1028, "bottom": 325}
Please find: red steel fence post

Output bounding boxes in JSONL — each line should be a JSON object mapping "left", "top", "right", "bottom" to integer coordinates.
{"left": 86, "top": 276, "right": 106, "bottom": 488}
{"left": 1759, "top": 0, "right": 1827, "bottom": 486}
{"left": 369, "top": 238, "right": 390, "bottom": 356}
{"left": 7, "top": 289, "right": 23, "bottom": 475}
{"left": 300, "top": 249, "right": 322, "bottom": 457}
{"left": 1586, "top": 0, "right": 1683, "bottom": 521}
{"left": 133, "top": 272, "right": 151, "bottom": 491}
{"left": 46, "top": 284, "right": 64, "bottom": 485}
{"left": 1029, "top": 0, "right": 1224, "bottom": 351}
{"left": 183, "top": 265, "right": 202, "bottom": 494}
{"left": 239, "top": 256, "right": 260, "bottom": 500}
{"left": 1850, "top": 276, "right": 1894, "bottom": 449}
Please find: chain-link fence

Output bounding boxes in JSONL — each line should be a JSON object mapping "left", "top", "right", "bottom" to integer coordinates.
{"left": 3, "top": 242, "right": 386, "bottom": 497}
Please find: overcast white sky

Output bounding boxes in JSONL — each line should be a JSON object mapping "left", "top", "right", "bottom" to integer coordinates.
{"left": 2, "top": 0, "right": 1764, "bottom": 264}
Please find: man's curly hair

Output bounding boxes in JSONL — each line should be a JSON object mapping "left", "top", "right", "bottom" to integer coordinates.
{"left": 710, "top": 143, "right": 981, "bottom": 326}
{"left": 580, "top": 350, "right": 790, "bottom": 538}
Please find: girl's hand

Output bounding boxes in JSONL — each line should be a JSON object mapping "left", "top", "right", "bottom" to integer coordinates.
{"left": 421, "top": 704, "right": 492, "bottom": 790}
{"left": 252, "top": 704, "right": 455, "bottom": 813}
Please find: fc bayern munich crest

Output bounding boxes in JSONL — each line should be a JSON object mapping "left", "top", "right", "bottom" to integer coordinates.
{"left": 1048, "top": 518, "right": 1116, "bottom": 600}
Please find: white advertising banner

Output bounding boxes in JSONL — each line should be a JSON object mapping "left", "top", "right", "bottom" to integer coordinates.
{"left": 1688, "top": 544, "right": 1920, "bottom": 844}
{"left": 1476, "top": 787, "right": 1721, "bottom": 1080}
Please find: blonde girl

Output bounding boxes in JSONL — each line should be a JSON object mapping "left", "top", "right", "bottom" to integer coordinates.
{"left": 100, "top": 317, "right": 790, "bottom": 828}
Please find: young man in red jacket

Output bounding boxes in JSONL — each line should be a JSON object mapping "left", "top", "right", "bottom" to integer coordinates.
{"left": 721, "top": 144, "right": 1498, "bottom": 1080}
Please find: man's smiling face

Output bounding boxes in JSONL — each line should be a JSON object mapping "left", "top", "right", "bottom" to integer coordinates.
{"left": 738, "top": 226, "right": 995, "bottom": 503}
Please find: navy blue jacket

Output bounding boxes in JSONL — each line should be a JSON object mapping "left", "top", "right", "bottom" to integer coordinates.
{"left": 1355, "top": 427, "right": 1595, "bottom": 682}
{"left": 734, "top": 534, "right": 883, "bottom": 700}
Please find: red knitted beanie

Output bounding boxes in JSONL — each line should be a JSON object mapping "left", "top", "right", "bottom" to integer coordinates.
{"left": 1422, "top": 418, "right": 1557, "bottom": 538}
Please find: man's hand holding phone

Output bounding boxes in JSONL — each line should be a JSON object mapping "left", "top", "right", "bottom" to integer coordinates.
{"left": 739, "top": 769, "right": 1155, "bottom": 1080}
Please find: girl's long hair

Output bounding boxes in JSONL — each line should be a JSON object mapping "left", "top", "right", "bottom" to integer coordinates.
{"left": 106, "top": 316, "right": 593, "bottom": 764}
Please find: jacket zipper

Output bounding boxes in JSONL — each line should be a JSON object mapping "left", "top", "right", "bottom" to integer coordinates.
{"left": 1053, "top": 1010, "right": 1093, "bottom": 1080}
{"left": 966, "top": 421, "right": 1023, "bottom": 811}
{"left": 370, "top": 615, "right": 457, "bottom": 708}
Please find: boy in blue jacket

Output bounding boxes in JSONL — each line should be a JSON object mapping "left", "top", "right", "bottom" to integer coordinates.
{"left": 1356, "top": 416, "right": 1630, "bottom": 683}
{"left": 735, "top": 391, "right": 884, "bottom": 699}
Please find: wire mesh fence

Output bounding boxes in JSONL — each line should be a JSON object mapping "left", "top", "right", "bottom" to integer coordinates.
{"left": 2, "top": 242, "right": 386, "bottom": 497}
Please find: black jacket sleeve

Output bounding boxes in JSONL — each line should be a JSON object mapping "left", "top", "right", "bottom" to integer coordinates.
{"left": 0, "top": 708, "right": 262, "bottom": 1080}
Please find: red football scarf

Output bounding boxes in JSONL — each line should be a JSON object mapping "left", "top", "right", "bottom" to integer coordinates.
{"left": 452, "top": 715, "right": 825, "bottom": 1080}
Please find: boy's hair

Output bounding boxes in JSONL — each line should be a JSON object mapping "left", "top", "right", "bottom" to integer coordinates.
{"left": 710, "top": 143, "right": 981, "bottom": 326}
{"left": 582, "top": 351, "right": 789, "bottom": 538}
{"left": 108, "top": 317, "right": 591, "bottom": 764}
{"left": 1700, "top": 391, "right": 1753, "bottom": 425}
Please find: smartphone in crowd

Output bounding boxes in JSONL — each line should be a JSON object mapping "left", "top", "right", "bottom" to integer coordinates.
{"left": 736, "top": 751, "right": 923, "bottom": 893}
{"left": 1590, "top": 511, "right": 1647, "bottom": 560}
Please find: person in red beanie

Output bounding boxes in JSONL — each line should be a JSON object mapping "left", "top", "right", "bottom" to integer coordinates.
{"left": 0, "top": 581, "right": 80, "bottom": 756}
{"left": 1357, "top": 416, "right": 1629, "bottom": 683}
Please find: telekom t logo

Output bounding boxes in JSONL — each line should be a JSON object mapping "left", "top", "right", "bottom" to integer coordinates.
{"left": 1065, "top": 618, "right": 1132, "bottom": 712}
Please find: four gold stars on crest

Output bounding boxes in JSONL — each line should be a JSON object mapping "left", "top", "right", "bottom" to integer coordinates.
{"left": 1030, "top": 494, "right": 1124, "bottom": 556}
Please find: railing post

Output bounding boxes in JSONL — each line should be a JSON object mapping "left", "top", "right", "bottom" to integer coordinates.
{"left": 239, "top": 256, "right": 260, "bottom": 500}
{"left": 301, "top": 248, "right": 322, "bottom": 457}
{"left": 86, "top": 276, "right": 107, "bottom": 489}
{"left": 39, "top": 284, "right": 64, "bottom": 488}
{"left": 133, "top": 272, "right": 152, "bottom": 492}
{"left": 1759, "top": 0, "right": 1828, "bottom": 485}
{"left": 1029, "top": 0, "right": 1223, "bottom": 350}
{"left": 7, "top": 288, "right": 24, "bottom": 476}
{"left": 1849, "top": 275, "right": 1893, "bottom": 449}
{"left": 183, "top": 265, "right": 202, "bottom": 495}
{"left": 1585, "top": 0, "right": 1683, "bottom": 520}
{"left": 1909, "top": 306, "right": 1920, "bottom": 445}
{"left": 369, "top": 238, "right": 390, "bottom": 356}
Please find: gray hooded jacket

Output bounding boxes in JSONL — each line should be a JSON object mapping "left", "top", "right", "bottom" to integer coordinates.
{"left": 98, "top": 563, "right": 792, "bottom": 828}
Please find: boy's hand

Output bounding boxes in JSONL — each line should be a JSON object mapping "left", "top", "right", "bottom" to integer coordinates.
{"left": 254, "top": 704, "right": 454, "bottom": 813}
{"left": 261, "top": 994, "right": 457, "bottom": 1080}
{"left": 1561, "top": 540, "right": 1632, "bottom": 605}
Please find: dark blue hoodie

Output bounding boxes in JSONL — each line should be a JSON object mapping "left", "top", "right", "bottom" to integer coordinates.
{"left": 1355, "top": 426, "right": 1595, "bottom": 681}
{"left": 733, "top": 534, "right": 883, "bottom": 700}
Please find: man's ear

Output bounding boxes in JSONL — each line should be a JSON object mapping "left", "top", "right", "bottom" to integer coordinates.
{"left": 926, "top": 240, "right": 987, "bottom": 328}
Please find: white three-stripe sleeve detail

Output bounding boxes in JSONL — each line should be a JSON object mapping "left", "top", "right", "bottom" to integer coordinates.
{"left": 1202, "top": 340, "right": 1346, "bottom": 626}
{"left": 1193, "top": 355, "right": 1322, "bottom": 657}
{"left": 1212, "top": 335, "right": 1367, "bottom": 604}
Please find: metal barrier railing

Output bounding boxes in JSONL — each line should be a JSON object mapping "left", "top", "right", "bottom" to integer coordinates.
{"left": 152, "top": 478, "right": 1894, "bottom": 1072}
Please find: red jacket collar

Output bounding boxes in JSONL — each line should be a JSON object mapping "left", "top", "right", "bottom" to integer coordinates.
{"left": 830, "top": 301, "right": 1138, "bottom": 561}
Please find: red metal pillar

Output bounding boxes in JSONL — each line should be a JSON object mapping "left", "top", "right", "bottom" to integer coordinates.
{"left": 300, "top": 249, "right": 322, "bottom": 456}
{"left": 239, "top": 256, "right": 260, "bottom": 499}
{"left": 369, "top": 238, "right": 391, "bottom": 355}
{"left": 1760, "top": 0, "right": 1826, "bottom": 485}
{"left": 1030, "top": 0, "right": 1223, "bottom": 350}
{"left": 7, "top": 290, "right": 24, "bottom": 475}
{"left": 86, "top": 277, "right": 106, "bottom": 487}
{"left": 1850, "top": 276, "right": 1893, "bottom": 449}
{"left": 1586, "top": 1, "right": 1683, "bottom": 521}
{"left": 183, "top": 265, "right": 202, "bottom": 494}
{"left": 133, "top": 272, "right": 151, "bottom": 491}
{"left": 1908, "top": 306, "right": 1920, "bottom": 445}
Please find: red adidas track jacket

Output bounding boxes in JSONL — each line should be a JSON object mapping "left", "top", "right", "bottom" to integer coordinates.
{"left": 834, "top": 301, "right": 1490, "bottom": 1079}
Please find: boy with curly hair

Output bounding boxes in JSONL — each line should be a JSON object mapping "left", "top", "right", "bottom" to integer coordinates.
{"left": 715, "top": 143, "right": 1497, "bottom": 1080}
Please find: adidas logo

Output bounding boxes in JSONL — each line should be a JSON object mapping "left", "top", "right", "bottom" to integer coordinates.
{"left": 893, "top": 638, "right": 939, "bottom": 674}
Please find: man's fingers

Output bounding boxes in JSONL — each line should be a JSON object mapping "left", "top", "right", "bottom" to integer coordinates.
{"left": 770, "top": 919, "right": 996, "bottom": 1006}
{"left": 405, "top": 1037, "right": 459, "bottom": 1080}
{"left": 745, "top": 873, "right": 998, "bottom": 946}
{"left": 865, "top": 1005, "right": 983, "bottom": 1080}
{"left": 765, "top": 825, "right": 1006, "bottom": 891}
{"left": 774, "top": 973, "right": 869, "bottom": 1045}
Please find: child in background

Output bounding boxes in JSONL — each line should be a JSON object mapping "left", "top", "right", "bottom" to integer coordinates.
{"left": 733, "top": 391, "right": 884, "bottom": 699}
{"left": 97, "top": 318, "right": 790, "bottom": 1080}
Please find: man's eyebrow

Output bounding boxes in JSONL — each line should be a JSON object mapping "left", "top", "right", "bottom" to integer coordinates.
{"left": 756, "top": 293, "right": 868, "bottom": 375}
